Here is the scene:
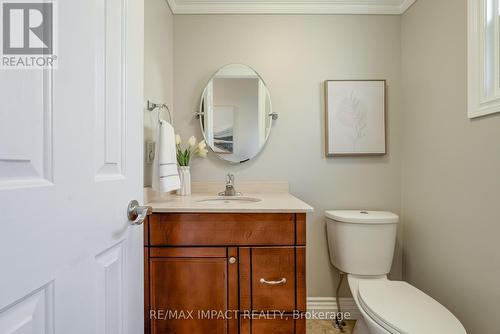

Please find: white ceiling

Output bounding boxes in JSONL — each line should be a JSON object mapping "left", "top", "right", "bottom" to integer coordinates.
{"left": 167, "top": 0, "right": 417, "bottom": 15}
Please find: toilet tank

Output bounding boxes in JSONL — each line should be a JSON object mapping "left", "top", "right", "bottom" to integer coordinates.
{"left": 326, "top": 210, "right": 399, "bottom": 276}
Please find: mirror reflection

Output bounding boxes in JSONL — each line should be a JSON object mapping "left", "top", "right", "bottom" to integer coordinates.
{"left": 199, "top": 64, "right": 274, "bottom": 163}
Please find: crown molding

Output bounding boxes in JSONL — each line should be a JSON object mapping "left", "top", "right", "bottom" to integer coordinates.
{"left": 399, "top": 0, "right": 417, "bottom": 13}
{"left": 166, "top": 0, "right": 417, "bottom": 15}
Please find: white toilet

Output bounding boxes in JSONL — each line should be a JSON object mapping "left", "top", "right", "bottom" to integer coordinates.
{"left": 326, "top": 210, "right": 467, "bottom": 334}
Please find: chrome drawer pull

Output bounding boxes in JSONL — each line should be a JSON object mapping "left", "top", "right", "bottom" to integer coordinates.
{"left": 259, "top": 278, "right": 287, "bottom": 285}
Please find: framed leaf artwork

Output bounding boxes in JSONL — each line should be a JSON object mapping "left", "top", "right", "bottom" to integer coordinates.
{"left": 325, "top": 80, "right": 387, "bottom": 157}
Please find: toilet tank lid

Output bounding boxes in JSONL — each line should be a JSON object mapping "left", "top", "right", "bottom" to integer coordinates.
{"left": 325, "top": 210, "right": 399, "bottom": 224}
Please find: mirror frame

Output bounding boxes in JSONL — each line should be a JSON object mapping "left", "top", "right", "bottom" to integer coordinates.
{"left": 197, "top": 64, "right": 275, "bottom": 164}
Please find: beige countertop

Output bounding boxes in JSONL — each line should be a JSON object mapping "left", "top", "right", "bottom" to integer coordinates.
{"left": 145, "top": 181, "right": 314, "bottom": 213}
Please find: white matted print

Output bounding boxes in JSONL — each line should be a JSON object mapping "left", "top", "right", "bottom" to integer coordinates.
{"left": 325, "top": 80, "right": 386, "bottom": 156}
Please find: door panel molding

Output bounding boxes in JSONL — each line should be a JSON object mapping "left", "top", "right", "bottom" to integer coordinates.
{"left": 0, "top": 281, "right": 55, "bottom": 334}
{"left": 95, "top": 0, "right": 127, "bottom": 181}
{"left": 0, "top": 70, "right": 53, "bottom": 190}
{"left": 95, "top": 241, "right": 125, "bottom": 334}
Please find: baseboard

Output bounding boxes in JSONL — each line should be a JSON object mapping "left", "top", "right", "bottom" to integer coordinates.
{"left": 307, "top": 297, "right": 361, "bottom": 320}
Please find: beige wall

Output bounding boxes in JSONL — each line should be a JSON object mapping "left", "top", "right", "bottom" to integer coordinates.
{"left": 144, "top": 0, "right": 174, "bottom": 186}
{"left": 401, "top": 0, "right": 500, "bottom": 332}
{"left": 173, "top": 15, "right": 403, "bottom": 297}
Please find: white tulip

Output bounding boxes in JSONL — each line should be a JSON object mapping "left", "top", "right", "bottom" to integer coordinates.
{"left": 175, "top": 134, "right": 181, "bottom": 145}
{"left": 188, "top": 136, "right": 196, "bottom": 146}
{"left": 198, "top": 148, "right": 208, "bottom": 158}
{"left": 197, "top": 140, "right": 206, "bottom": 150}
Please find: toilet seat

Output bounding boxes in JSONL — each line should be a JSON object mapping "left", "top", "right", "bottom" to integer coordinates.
{"left": 358, "top": 280, "right": 466, "bottom": 334}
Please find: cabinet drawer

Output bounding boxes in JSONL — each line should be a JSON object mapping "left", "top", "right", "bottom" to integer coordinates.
{"left": 251, "top": 248, "right": 296, "bottom": 311}
{"left": 149, "top": 213, "right": 295, "bottom": 246}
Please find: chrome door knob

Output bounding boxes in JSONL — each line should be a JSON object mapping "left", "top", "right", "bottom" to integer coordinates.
{"left": 229, "top": 257, "right": 237, "bottom": 264}
{"left": 127, "top": 200, "right": 152, "bottom": 225}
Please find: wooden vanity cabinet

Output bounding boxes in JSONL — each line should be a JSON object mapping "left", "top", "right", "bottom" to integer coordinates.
{"left": 144, "top": 213, "right": 306, "bottom": 334}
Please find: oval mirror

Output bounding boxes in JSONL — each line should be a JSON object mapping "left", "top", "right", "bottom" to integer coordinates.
{"left": 198, "top": 64, "right": 275, "bottom": 164}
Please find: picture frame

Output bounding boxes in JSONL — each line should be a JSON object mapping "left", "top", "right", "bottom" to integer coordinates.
{"left": 325, "top": 80, "right": 387, "bottom": 157}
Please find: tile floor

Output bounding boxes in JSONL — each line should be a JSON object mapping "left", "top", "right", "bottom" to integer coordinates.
{"left": 307, "top": 320, "right": 357, "bottom": 334}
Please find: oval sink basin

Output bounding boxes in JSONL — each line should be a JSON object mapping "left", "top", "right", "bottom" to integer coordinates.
{"left": 196, "top": 196, "right": 262, "bottom": 204}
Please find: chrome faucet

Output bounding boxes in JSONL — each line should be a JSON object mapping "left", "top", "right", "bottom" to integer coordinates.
{"left": 218, "top": 173, "right": 242, "bottom": 196}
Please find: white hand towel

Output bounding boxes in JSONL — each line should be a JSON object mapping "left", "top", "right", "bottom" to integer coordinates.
{"left": 152, "top": 120, "right": 180, "bottom": 193}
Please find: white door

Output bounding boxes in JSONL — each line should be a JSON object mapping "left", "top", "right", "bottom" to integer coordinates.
{"left": 0, "top": 0, "right": 144, "bottom": 333}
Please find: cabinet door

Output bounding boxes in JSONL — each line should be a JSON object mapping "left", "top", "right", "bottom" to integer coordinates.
{"left": 251, "top": 248, "right": 296, "bottom": 311}
{"left": 148, "top": 247, "right": 238, "bottom": 334}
